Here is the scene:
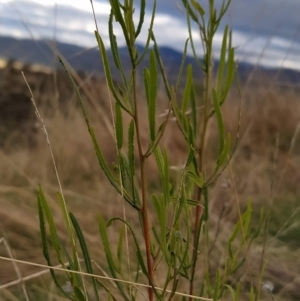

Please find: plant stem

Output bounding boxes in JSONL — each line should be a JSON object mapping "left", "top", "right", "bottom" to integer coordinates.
{"left": 189, "top": 25, "right": 213, "bottom": 298}
{"left": 132, "top": 68, "right": 154, "bottom": 301}
{"left": 189, "top": 185, "right": 203, "bottom": 299}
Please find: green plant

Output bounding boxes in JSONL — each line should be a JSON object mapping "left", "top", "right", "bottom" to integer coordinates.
{"left": 35, "top": 1, "right": 265, "bottom": 301}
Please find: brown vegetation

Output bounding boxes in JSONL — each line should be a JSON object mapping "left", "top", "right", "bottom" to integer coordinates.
{"left": 0, "top": 60, "right": 300, "bottom": 300}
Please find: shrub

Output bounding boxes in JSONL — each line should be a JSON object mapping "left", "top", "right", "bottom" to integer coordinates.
{"left": 34, "top": 1, "right": 265, "bottom": 300}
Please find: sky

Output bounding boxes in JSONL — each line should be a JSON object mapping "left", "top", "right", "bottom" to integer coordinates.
{"left": 0, "top": 0, "right": 300, "bottom": 70}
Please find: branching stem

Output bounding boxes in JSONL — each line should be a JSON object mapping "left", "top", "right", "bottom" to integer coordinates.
{"left": 189, "top": 17, "right": 213, "bottom": 298}
{"left": 132, "top": 68, "right": 154, "bottom": 301}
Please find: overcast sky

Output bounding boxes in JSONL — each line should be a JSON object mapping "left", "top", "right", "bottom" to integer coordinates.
{"left": 1, "top": 0, "right": 300, "bottom": 70}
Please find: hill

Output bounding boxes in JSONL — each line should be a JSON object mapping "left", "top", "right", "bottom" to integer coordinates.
{"left": 1, "top": 35, "right": 300, "bottom": 86}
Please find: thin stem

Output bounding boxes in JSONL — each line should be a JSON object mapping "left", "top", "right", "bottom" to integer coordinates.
{"left": 189, "top": 185, "right": 203, "bottom": 298}
{"left": 22, "top": 71, "right": 87, "bottom": 298}
{"left": 189, "top": 14, "right": 214, "bottom": 298}
{"left": 0, "top": 256, "right": 217, "bottom": 300}
{"left": 189, "top": 88, "right": 209, "bottom": 299}
{"left": 132, "top": 68, "right": 154, "bottom": 301}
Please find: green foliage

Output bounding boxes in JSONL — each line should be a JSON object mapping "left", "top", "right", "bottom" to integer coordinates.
{"left": 36, "top": 1, "right": 266, "bottom": 301}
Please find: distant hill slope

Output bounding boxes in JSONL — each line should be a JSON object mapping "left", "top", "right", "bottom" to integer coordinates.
{"left": 0, "top": 36, "right": 194, "bottom": 82}
{"left": 1, "top": 35, "right": 300, "bottom": 85}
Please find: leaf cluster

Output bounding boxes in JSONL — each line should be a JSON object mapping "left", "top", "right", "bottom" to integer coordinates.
{"left": 36, "top": 1, "right": 266, "bottom": 301}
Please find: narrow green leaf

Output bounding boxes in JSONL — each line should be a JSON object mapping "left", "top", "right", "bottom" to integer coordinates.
{"left": 110, "top": 0, "right": 122, "bottom": 22}
{"left": 136, "top": 0, "right": 156, "bottom": 64}
{"left": 151, "top": 33, "right": 172, "bottom": 100}
{"left": 234, "top": 282, "right": 241, "bottom": 301}
{"left": 182, "top": 0, "right": 204, "bottom": 69}
{"left": 255, "top": 260, "right": 269, "bottom": 301}
{"left": 73, "top": 286, "right": 86, "bottom": 301}
{"left": 154, "top": 146, "right": 164, "bottom": 182}
{"left": 217, "top": 25, "right": 228, "bottom": 98}
{"left": 108, "top": 10, "right": 128, "bottom": 106}
{"left": 223, "top": 47, "right": 235, "bottom": 102}
{"left": 135, "top": 0, "right": 145, "bottom": 38}
{"left": 123, "top": 1, "right": 135, "bottom": 46}
{"left": 151, "top": 194, "right": 168, "bottom": 262}
{"left": 92, "top": 34, "right": 130, "bottom": 114}
{"left": 228, "top": 228, "right": 239, "bottom": 258}
{"left": 38, "top": 186, "right": 63, "bottom": 263}
{"left": 203, "top": 186, "right": 209, "bottom": 221}
{"left": 144, "top": 52, "right": 158, "bottom": 141}
{"left": 133, "top": 260, "right": 141, "bottom": 289}
{"left": 148, "top": 49, "right": 158, "bottom": 141}
{"left": 106, "top": 217, "right": 156, "bottom": 293}
{"left": 217, "top": 0, "right": 232, "bottom": 23}
{"left": 99, "top": 214, "right": 117, "bottom": 272}
{"left": 230, "top": 258, "right": 246, "bottom": 274}
{"left": 59, "top": 59, "right": 119, "bottom": 189}
{"left": 56, "top": 192, "right": 78, "bottom": 267}
{"left": 162, "top": 149, "right": 170, "bottom": 202}
{"left": 185, "top": 146, "right": 195, "bottom": 168}
{"left": 133, "top": 186, "right": 141, "bottom": 207}
{"left": 190, "top": 78, "right": 197, "bottom": 133}
{"left": 119, "top": 154, "right": 130, "bottom": 191}
{"left": 205, "top": 271, "right": 212, "bottom": 296}
{"left": 243, "top": 200, "right": 253, "bottom": 235}
{"left": 144, "top": 119, "right": 167, "bottom": 158}
{"left": 38, "top": 195, "right": 49, "bottom": 262}
{"left": 181, "top": 0, "right": 197, "bottom": 21}
{"left": 172, "top": 101, "right": 186, "bottom": 138}
{"left": 173, "top": 184, "right": 188, "bottom": 227}
{"left": 128, "top": 120, "right": 135, "bottom": 176}
{"left": 70, "top": 212, "right": 100, "bottom": 301}
{"left": 109, "top": 0, "right": 133, "bottom": 63}
{"left": 143, "top": 68, "right": 150, "bottom": 105}
{"left": 182, "top": 64, "right": 193, "bottom": 114}
{"left": 38, "top": 191, "right": 76, "bottom": 301}
{"left": 216, "top": 133, "right": 231, "bottom": 168}
{"left": 223, "top": 284, "right": 237, "bottom": 301}
{"left": 186, "top": 170, "right": 204, "bottom": 188}
{"left": 169, "top": 273, "right": 179, "bottom": 300}
{"left": 249, "top": 286, "right": 255, "bottom": 301}
{"left": 187, "top": 120, "right": 195, "bottom": 146}
{"left": 59, "top": 58, "right": 136, "bottom": 207}
{"left": 109, "top": 11, "right": 127, "bottom": 84}
{"left": 117, "top": 226, "right": 125, "bottom": 270}
{"left": 152, "top": 225, "right": 160, "bottom": 245}
{"left": 227, "top": 203, "right": 252, "bottom": 258}
{"left": 212, "top": 88, "right": 225, "bottom": 153}
{"left": 101, "top": 287, "right": 118, "bottom": 301}
{"left": 177, "top": 208, "right": 190, "bottom": 273}
{"left": 38, "top": 196, "right": 62, "bottom": 292}
{"left": 90, "top": 124, "right": 133, "bottom": 205}
{"left": 251, "top": 207, "right": 265, "bottom": 239}
{"left": 151, "top": 194, "right": 161, "bottom": 221}
{"left": 98, "top": 215, "right": 130, "bottom": 301}
{"left": 115, "top": 103, "right": 123, "bottom": 150}
{"left": 175, "top": 38, "right": 190, "bottom": 93}
{"left": 191, "top": 0, "right": 205, "bottom": 16}
{"left": 149, "top": 50, "right": 158, "bottom": 104}
{"left": 186, "top": 198, "right": 200, "bottom": 207}
{"left": 213, "top": 269, "right": 220, "bottom": 301}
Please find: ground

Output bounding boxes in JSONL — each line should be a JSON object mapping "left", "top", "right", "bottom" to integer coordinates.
{"left": 0, "top": 60, "right": 300, "bottom": 300}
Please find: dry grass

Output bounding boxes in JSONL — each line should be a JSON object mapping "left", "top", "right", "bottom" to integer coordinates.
{"left": 1, "top": 61, "right": 300, "bottom": 300}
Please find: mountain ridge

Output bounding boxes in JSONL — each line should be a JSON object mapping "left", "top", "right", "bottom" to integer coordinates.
{"left": 1, "top": 35, "right": 300, "bottom": 85}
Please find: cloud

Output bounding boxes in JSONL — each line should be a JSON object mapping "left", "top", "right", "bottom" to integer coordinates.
{"left": 232, "top": 29, "right": 300, "bottom": 71}
{"left": 0, "top": 0, "right": 300, "bottom": 71}
{"left": 0, "top": 0, "right": 108, "bottom": 46}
